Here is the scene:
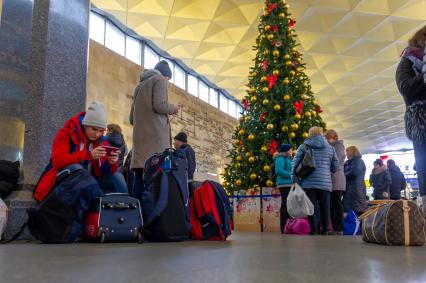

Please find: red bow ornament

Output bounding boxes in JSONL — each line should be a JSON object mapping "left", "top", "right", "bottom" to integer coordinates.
{"left": 243, "top": 98, "right": 249, "bottom": 111}
{"left": 267, "top": 140, "right": 279, "bottom": 156}
{"left": 262, "top": 60, "right": 269, "bottom": 71}
{"left": 294, "top": 100, "right": 304, "bottom": 114}
{"left": 315, "top": 105, "right": 323, "bottom": 113}
{"left": 260, "top": 111, "right": 268, "bottom": 123}
{"left": 289, "top": 19, "right": 296, "bottom": 29}
{"left": 271, "top": 25, "right": 278, "bottom": 33}
{"left": 266, "top": 75, "right": 278, "bottom": 89}
{"left": 267, "top": 3, "right": 278, "bottom": 13}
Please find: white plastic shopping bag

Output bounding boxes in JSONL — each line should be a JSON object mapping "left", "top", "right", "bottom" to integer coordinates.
{"left": 286, "top": 183, "right": 314, "bottom": 218}
{"left": 0, "top": 199, "right": 8, "bottom": 240}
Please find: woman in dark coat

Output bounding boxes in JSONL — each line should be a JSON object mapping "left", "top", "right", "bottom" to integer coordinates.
{"left": 343, "top": 146, "right": 367, "bottom": 215}
{"left": 369, "top": 159, "right": 392, "bottom": 200}
{"left": 395, "top": 25, "right": 426, "bottom": 215}
{"left": 387, "top": 159, "right": 406, "bottom": 200}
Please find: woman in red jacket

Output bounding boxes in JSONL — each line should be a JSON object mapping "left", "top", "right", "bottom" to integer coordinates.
{"left": 34, "top": 101, "right": 127, "bottom": 202}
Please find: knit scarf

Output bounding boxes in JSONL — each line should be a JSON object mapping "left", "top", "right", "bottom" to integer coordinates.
{"left": 401, "top": 47, "right": 426, "bottom": 83}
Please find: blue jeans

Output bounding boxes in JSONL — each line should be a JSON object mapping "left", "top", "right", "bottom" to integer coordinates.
{"left": 96, "top": 172, "right": 128, "bottom": 194}
{"left": 131, "top": 168, "right": 144, "bottom": 200}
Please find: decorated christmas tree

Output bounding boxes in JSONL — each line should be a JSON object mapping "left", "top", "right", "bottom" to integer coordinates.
{"left": 223, "top": 0, "right": 326, "bottom": 193}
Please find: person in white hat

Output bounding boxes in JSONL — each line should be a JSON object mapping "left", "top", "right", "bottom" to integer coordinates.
{"left": 34, "top": 101, "right": 127, "bottom": 202}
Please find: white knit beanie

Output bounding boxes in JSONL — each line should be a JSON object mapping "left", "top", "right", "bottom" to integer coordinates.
{"left": 82, "top": 101, "right": 107, "bottom": 129}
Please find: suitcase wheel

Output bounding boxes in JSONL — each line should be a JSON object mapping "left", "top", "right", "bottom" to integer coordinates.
{"left": 99, "top": 232, "right": 106, "bottom": 243}
{"left": 137, "top": 230, "right": 144, "bottom": 244}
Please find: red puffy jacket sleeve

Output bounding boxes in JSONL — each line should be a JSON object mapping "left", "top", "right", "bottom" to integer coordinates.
{"left": 51, "top": 129, "right": 91, "bottom": 170}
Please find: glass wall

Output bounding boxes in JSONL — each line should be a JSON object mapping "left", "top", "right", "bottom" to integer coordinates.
{"left": 89, "top": 10, "right": 241, "bottom": 119}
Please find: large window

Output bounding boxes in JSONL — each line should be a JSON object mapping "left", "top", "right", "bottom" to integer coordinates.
{"left": 89, "top": 11, "right": 242, "bottom": 119}
{"left": 144, "top": 46, "right": 159, "bottom": 69}
{"left": 89, "top": 13, "right": 105, "bottom": 44}
{"left": 174, "top": 64, "right": 186, "bottom": 90}
{"left": 219, "top": 93, "right": 228, "bottom": 113}
{"left": 199, "top": 81, "right": 209, "bottom": 103}
{"left": 125, "top": 36, "right": 141, "bottom": 65}
{"left": 209, "top": 88, "right": 218, "bottom": 108}
{"left": 105, "top": 22, "right": 125, "bottom": 55}
{"left": 187, "top": 75, "right": 198, "bottom": 97}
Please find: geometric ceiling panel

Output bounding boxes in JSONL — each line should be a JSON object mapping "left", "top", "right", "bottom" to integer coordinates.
{"left": 91, "top": 0, "right": 426, "bottom": 153}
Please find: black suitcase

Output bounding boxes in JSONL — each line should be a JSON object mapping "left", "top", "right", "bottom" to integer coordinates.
{"left": 83, "top": 193, "right": 143, "bottom": 243}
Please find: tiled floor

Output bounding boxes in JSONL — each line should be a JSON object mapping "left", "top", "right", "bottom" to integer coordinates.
{"left": 1, "top": 232, "right": 425, "bottom": 283}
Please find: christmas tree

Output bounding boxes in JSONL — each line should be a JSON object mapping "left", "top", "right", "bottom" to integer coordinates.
{"left": 223, "top": 0, "right": 326, "bottom": 193}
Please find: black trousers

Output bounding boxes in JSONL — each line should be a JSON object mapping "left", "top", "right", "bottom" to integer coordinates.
{"left": 279, "top": 186, "right": 292, "bottom": 233}
{"left": 305, "top": 189, "right": 330, "bottom": 234}
{"left": 414, "top": 142, "right": 426, "bottom": 196}
{"left": 331, "top": 191, "right": 344, "bottom": 232}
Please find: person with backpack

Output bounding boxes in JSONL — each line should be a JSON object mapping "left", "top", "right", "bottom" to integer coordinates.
{"left": 343, "top": 146, "right": 367, "bottom": 215}
{"left": 106, "top": 124, "right": 128, "bottom": 173}
{"left": 325, "top": 129, "right": 346, "bottom": 235}
{"left": 386, "top": 159, "right": 406, "bottom": 200}
{"left": 274, "top": 144, "right": 293, "bottom": 234}
{"left": 291, "top": 126, "right": 339, "bottom": 235}
{"left": 369, "top": 159, "right": 392, "bottom": 200}
{"left": 173, "top": 132, "right": 196, "bottom": 195}
{"left": 33, "top": 101, "right": 127, "bottom": 202}
{"left": 129, "top": 60, "right": 180, "bottom": 200}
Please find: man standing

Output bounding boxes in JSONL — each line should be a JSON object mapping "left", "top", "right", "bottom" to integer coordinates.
{"left": 173, "top": 132, "right": 196, "bottom": 194}
{"left": 130, "top": 60, "right": 180, "bottom": 199}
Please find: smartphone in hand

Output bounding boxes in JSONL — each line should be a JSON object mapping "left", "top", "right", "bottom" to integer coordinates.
{"left": 103, "top": 146, "right": 119, "bottom": 157}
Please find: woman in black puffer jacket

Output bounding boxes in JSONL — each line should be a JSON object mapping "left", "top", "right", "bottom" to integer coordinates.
{"left": 395, "top": 25, "right": 426, "bottom": 214}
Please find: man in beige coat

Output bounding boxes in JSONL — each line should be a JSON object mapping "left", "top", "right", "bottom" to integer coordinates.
{"left": 129, "top": 60, "right": 179, "bottom": 199}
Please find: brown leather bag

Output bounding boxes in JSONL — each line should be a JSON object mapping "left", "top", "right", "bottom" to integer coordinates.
{"left": 359, "top": 200, "right": 426, "bottom": 246}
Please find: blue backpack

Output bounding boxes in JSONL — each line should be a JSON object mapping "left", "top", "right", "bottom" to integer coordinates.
{"left": 343, "top": 210, "right": 362, "bottom": 236}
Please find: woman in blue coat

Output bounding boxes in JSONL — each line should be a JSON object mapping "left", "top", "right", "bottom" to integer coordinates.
{"left": 274, "top": 144, "right": 293, "bottom": 233}
{"left": 291, "top": 127, "right": 339, "bottom": 235}
{"left": 343, "top": 146, "right": 367, "bottom": 215}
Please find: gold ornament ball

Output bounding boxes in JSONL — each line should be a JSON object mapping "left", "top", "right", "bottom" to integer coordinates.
{"left": 301, "top": 94, "right": 309, "bottom": 100}
{"left": 268, "top": 34, "right": 274, "bottom": 40}
{"left": 285, "top": 3, "right": 290, "bottom": 9}
{"left": 304, "top": 82, "right": 309, "bottom": 88}
{"left": 274, "top": 104, "right": 281, "bottom": 111}
{"left": 279, "top": 13, "right": 285, "bottom": 19}
{"left": 295, "top": 113, "right": 302, "bottom": 120}
{"left": 297, "top": 57, "right": 302, "bottom": 63}
{"left": 245, "top": 116, "right": 250, "bottom": 122}
{"left": 261, "top": 146, "right": 268, "bottom": 152}
{"left": 238, "top": 129, "right": 245, "bottom": 136}
{"left": 290, "top": 70, "right": 296, "bottom": 76}
{"left": 236, "top": 163, "right": 241, "bottom": 169}
{"left": 266, "top": 180, "right": 274, "bottom": 187}
{"left": 234, "top": 139, "right": 240, "bottom": 145}
{"left": 273, "top": 50, "right": 280, "bottom": 57}
{"left": 291, "top": 123, "right": 299, "bottom": 130}
{"left": 235, "top": 179, "right": 242, "bottom": 186}
{"left": 302, "top": 132, "right": 309, "bottom": 139}
{"left": 236, "top": 156, "right": 243, "bottom": 162}
{"left": 245, "top": 152, "right": 252, "bottom": 158}
{"left": 248, "top": 156, "right": 255, "bottom": 163}
{"left": 289, "top": 132, "right": 296, "bottom": 139}
{"left": 305, "top": 112, "right": 312, "bottom": 118}
{"left": 283, "top": 78, "right": 290, "bottom": 85}
{"left": 262, "top": 99, "right": 269, "bottom": 106}
{"left": 311, "top": 111, "right": 317, "bottom": 117}
{"left": 283, "top": 94, "right": 290, "bottom": 100}
{"left": 263, "top": 87, "right": 270, "bottom": 93}
{"left": 265, "top": 25, "right": 271, "bottom": 31}
{"left": 297, "top": 67, "right": 303, "bottom": 72}
{"left": 291, "top": 47, "right": 297, "bottom": 52}
{"left": 263, "top": 165, "right": 271, "bottom": 172}
{"left": 313, "top": 99, "right": 318, "bottom": 105}
{"left": 250, "top": 96, "right": 257, "bottom": 103}
{"left": 284, "top": 54, "right": 290, "bottom": 60}
{"left": 249, "top": 87, "right": 256, "bottom": 93}
{"left": 260, "top": 34, "right": 266, "bottom": 40}
{"left": 260, "top": 76, "right": 267, "bottom": 82}
{"left": 267, "top": 123, "right": 274, "bottom": 131}
{"left": 250, "top": 173, "right": 257, "bottom": 181}
{"left": 273, "top": 70, "right": 280, "bottom": 75}
{"left": 248, "top": 134, "right": 255, "bottom": 141}
{"left": 281, "top": 125, "right": 289, "bottom": 132}
{"left": 286, "top": 61, "right": 292, "bottom": 66}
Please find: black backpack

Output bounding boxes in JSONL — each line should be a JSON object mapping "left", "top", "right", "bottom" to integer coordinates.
{"left": 0, "top": 160, "right": 20, "bottom": 198}
{"left": 295, "top": 144, "right": 316, "bottom": 179}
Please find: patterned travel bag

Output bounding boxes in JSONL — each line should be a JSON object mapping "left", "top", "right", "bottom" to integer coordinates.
{"left": 359, "top": 200, "right": 425, "bottom": 246}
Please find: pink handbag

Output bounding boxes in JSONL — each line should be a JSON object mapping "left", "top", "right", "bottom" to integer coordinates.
{"left": 284, "top": 218, "right": 311, "bottom": 235}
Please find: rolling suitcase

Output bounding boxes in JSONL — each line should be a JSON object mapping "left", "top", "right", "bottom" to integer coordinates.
{"left": 83, "top": 193, "right": 143, "bottom": 243}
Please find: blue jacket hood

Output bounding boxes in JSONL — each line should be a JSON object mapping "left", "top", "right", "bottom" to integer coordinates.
{"left": 304, "top": 135, "right": 328, "bottom": 149}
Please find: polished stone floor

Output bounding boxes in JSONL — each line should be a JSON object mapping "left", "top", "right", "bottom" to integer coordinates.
{"left": 0, "top": 232, "right": 425, "bottom": 283}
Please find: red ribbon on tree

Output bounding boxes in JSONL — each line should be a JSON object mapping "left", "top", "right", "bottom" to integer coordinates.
{"left": 242, "top": 98, "right": 249, "bottom": 111}
{"left": 262, "top": 60, "right": 268, "bottom": 71}
{"left": 267, "top": 140, "right": 279, "bottom": 155}
{"left": 294, "top": 100, "right": 304, "bottom": 114}
{"left": 260, "top": 111, "right": 268, "bottom": 123}
{"left": 266, "top": 75, "right": 278, "bottom": 89}
{"left": 267, "top": 3, "right": 278, "bottom": 13}
{"left": 315, "top": 105, "right": 323, "bottom": 113}
{"left": 289, "top": 19, "right": 296, "bottom": 29}
{"left": 271, "top": 25, "right": 278, "bottom": 32}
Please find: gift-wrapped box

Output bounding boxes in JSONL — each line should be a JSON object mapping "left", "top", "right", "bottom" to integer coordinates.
{"left": 262, "top": 187, "right": 281, "bottom": 232}
{"left": 233, "top": 187, "right": 261, "bottom": 232}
